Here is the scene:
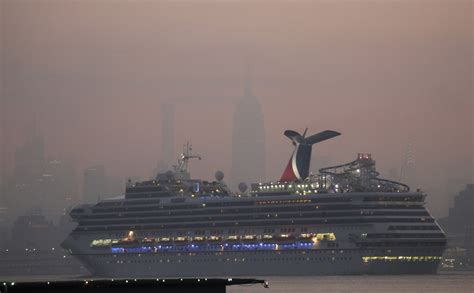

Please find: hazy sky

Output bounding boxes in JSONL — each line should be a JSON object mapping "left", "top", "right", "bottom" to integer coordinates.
{"left": 1, "top": 0, "right": 472, "bottom": 217}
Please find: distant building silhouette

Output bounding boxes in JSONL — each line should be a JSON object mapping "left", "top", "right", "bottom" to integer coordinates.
{"left": 5, "top": 135, "right": 78, "bottom": 219}
{"left": 13, "top": 135, "right": 45, "bottom": 183}
{"left": 10, "top": 209, "right": 60, "bottom": 250}
{"left": 157, "top": 102, "right": 175, "bottom": 173}
{"left": 41, "top": 158, "right": 78, "bottom": 216}
{"left": 439, "top": 184, "right": 474, "bottom": 267}
{"left": 5, "top": 135, "right": 46, "bottom": 216}
{"left": 231, "top": 73, "right": 265, "bottom": 189}
{"left": 5, "top": 135, "right": 45, "bottom": 216}
{"left": 83, "top": 165, "right": 107, "bottom": 203}
{"left": 0, "top": 205, "right": 7, "bottom": 248}
{"left": 440, "top": 184, "right": 474, "bottom": 235}
{"left": 107, "top": 176, "right": 124, "bottom": 198}
{"left": 0, "top": 138, "right": 6, "bottom": 212}
{"left": 399, "top": 144, "right": 417, "bottom": 190}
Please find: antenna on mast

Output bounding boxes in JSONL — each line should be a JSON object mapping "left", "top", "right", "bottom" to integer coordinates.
{"left": 174, "top": 142, "right": 201, "bottom": 176}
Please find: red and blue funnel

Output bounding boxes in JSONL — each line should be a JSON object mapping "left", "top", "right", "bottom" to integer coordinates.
{"left": 280, "top": 129, "right": 341, "bottom": 182}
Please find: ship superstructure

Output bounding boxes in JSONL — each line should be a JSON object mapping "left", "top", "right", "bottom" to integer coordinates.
{"left": 62, "top": 129, "right": 446, "bottom": 277}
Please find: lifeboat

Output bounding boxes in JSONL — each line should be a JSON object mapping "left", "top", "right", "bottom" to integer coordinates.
{"left": 158, "top": 237, "right": 172, "bottom": 244}
{"left": 193, "top": 236, "right": 205, "bottom": 242}
{"left": 273, "top": 234, "right": 296, "bottom": 243}
{"left": 225, "top": 235, "right": 240, "bottom": 243}
{"left": 141, "top": 237, "right": 156, "bottom": 244}
{"left": 207, "top": 236, "right": 222, "bottom": 243}
{"left": 90, "top": 239, "right": 113, "bottom": 248}
{"left": 315, "top": 233, "right": 336, "bottom": 241}
{"left": 241, "top": 235, "right": 257, "bottom": 243}
{"left": 261, "top": 234, "right": 273, "bottom": 243}
{"left": 112, "top": 238, "right": 140, "bottom": 248}
{"left": 297, "top": 233, "right": 314, "bottom": 241}
{"left": 174, "top": 236, "right": 190, "bottom": 244}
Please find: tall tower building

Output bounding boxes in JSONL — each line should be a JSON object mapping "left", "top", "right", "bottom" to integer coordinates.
{"left": 231, "top": 72, "right": 266, "bottom": 189}
{"left": 400, "top": 144, "right": 417, "bottom": 190}
{"left": 157, "top": 102, "right": 175, "bottom": 173}
{"left": 83, "top": 165, "right": 107, "bottom": 204}
{"left": 42, "top": 158, "right": 78, "bottom": 216}
{"left": 5, "top": 135, "right": 46, "bottom": 217}
{"left": 13, "top": 135, "right": 45, "bottom": 182}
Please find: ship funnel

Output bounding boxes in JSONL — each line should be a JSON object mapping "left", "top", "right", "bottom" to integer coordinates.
{"left": 280, "top": 129, "right": 340, "bottom": 182}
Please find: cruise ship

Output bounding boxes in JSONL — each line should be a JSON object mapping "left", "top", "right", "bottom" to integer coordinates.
{"left": 62, "top": 129, "right": 446, "bottom": 277}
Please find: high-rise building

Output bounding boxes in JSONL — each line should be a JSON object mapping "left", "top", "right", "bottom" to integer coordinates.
{"left": 41, "top": 158, "right": 78, "bottom": 216}
{"left": 107, "top": 176, "right": 124, "bottom": 197}
{"left": 0, "top": 139, "right": 5, "bottom": 212}
{"left": 440, "top": 184, "right": 474, "bottom": 235}
{"left": 439, "top": 184, "right": 474, "bottom": 268}
{"left": 10, "top": 209, "right": 60, "bottom": 249}
{"left": 5, "top": 135, "right": 46, "bottom": 218}
{"left": 400, "top": 144, "right": 417, "bottom": 190}
{"left": 231, "top": 74, "right": 265, "bottom": 188}
{"left": 83, "top": 165, "right": 107, "bottom": 204}
{"left": 4, "top": 135, "right": 79, "bottom": 220}
{"left": 157, "top": 102, "right": 175, "bottom": 173}
{"left": 13, "top": 135, "right": 45, "bottom": 183}
{"left": 0, "top": 204, "right": 7, "bottom": 248}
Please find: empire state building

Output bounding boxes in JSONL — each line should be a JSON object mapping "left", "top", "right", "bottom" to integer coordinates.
{"left": 231, "top": 77, "right": 266, "bottom": 189}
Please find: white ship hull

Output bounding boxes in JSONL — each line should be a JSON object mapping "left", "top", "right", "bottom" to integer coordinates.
{"left": 63, "top": 216, "right": 445, "bottom": 278}
{"left": 68, "top": 249, "right": 442, "bottom": 277}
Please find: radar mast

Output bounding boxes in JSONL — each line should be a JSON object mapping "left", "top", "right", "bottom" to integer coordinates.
{"left": 173, "top": 142, "right": 201, "bottom": 179}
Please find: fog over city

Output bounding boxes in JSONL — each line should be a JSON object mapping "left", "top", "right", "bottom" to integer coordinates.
{"left": 1, "top": 0, "right": 472, "bottom": 221}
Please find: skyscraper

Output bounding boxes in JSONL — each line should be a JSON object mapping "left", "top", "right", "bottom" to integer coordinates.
{"left": 231, "top": 73, "right": 265, "bottom": 189}
{"left": 439, "top": 184, "right": 474, "bottom": 267}
{"left": 83, "top": 165, "right": 107, "bottom": 204}
{"left": 107, "top": 176, "right": 124, "bottom": 198}
{"left": 4, "top": 135, "right": 79, "bottom": 219}
{"left": 5, "top": 135, "right": 46, "bottom": 218}
{"left": 13, "top": 135, "right": 45, "bottom": 182}
{"left": 440, "top": 184, "right": 474, "bottom": 234}
{"left": 43, "top": 158, "right": 78, "bottom": 215}
{"left": 157, "top": 102, "right": 175, "bottom": 173}
{"left": 0, "top": 204, "right": 7, "bottom": 247}
{"left": 400, "top": 144, "right": 417, "bottom": 190}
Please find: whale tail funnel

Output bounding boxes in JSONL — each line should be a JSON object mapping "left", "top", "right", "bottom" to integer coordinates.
{"left": 280, "top": 129, "right": 341, "bottom": 182}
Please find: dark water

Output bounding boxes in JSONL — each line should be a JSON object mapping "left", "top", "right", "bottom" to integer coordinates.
{"left": 228, "top": 273, "right": 474, "bottom": 293}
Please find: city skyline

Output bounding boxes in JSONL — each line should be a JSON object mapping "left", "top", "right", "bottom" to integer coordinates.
{"left": 1, "top": 1, "right": 472, "bottom": 220}
{"left": 0, "top": 0, "right": 472, "bottom": 282}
